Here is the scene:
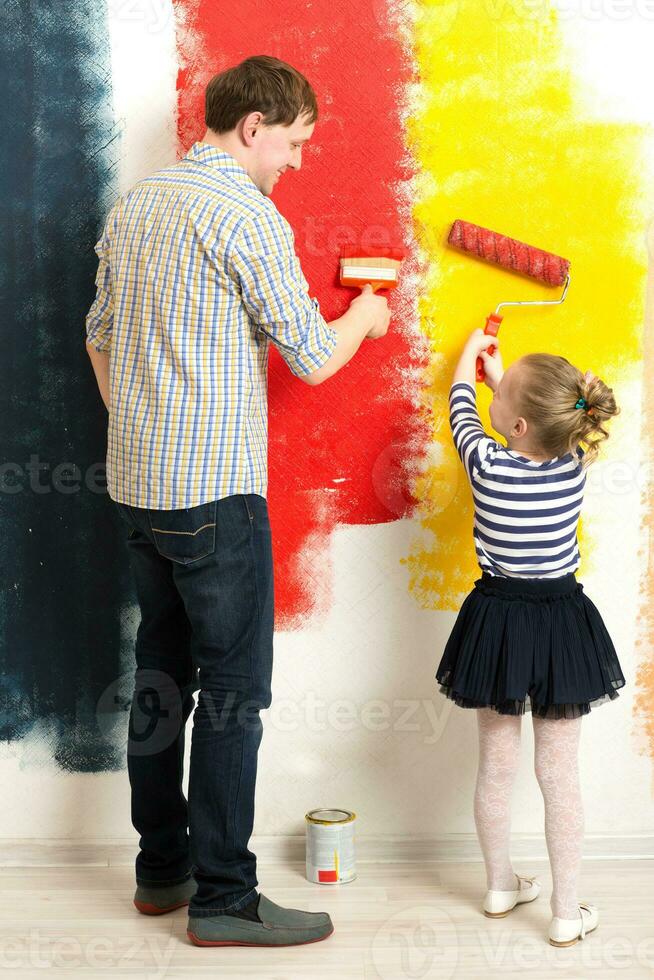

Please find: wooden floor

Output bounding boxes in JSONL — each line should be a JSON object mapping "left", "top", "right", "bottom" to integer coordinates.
{"left": 2, "top": 858, "right": 653, "bottom": 979}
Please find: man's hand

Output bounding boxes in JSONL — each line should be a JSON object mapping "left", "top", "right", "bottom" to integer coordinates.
{"left": 348, "top": 284, "right": 391, "bottom": 339}
{"left": 308, "top": 284, "right": 392, "bottom": 385}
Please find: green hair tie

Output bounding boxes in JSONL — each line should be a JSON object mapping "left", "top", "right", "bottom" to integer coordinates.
{"left": 574, "top": 397, "right": 587, "bottom": 410}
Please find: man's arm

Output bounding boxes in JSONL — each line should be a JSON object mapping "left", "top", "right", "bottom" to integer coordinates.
{"left": 86, "top": 342, "right": 111, "bottom": 411}
{"left": 304, "top": 288, "right": 389, "bottom": 386}
{"left": 85, "top": 203, "right": 118, "bottom": 410}
{"left": 229, "top": 209, "right": 389, "bottom": 385}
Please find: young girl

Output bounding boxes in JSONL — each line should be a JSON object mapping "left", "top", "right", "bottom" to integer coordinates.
{"left": 436, "top": 328, "right": 625, "bottom": 948}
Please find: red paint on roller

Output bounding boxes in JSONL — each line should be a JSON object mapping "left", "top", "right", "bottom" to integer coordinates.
{"left": 448, "top": 219, "right": 570, "bottom": 287}
{"left": 173, "top": 1, "right": 427, "bottom": 625}
{"left": 448, "top": 219, "right": 571, "bottom": 382}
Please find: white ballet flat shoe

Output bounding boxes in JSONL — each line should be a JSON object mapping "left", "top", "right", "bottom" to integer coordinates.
{"left": 483, "top": 874, "right": 541, "bottom": 917}
{"left": 548, "top": 903, "right": 599, "bottom": 947}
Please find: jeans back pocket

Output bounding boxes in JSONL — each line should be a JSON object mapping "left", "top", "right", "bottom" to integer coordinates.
{"left": 148, "top": 500, "right": 217, "bottom": 565}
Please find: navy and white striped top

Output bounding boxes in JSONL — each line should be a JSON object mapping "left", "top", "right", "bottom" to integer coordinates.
{"left": 449, "top": 382, "right": 585, "bottom": 579}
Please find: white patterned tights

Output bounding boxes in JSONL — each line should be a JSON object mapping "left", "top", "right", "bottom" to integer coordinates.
{"left": 473, "top": 706, "right": 584, "bottom": 919}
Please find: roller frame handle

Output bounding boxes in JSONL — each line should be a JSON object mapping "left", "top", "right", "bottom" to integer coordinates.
{"left": 476, "top": 313, "right": 503, "bottom": 383}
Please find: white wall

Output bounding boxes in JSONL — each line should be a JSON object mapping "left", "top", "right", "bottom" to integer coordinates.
{"left": 1, "top": 0, "right": 652, "bottom": 847}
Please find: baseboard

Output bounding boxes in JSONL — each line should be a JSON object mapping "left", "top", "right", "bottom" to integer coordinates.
{"left": 0, "top": 833, "right": 652, "bottom": 867}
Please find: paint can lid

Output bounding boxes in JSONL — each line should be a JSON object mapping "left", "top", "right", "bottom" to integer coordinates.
{"left": 305, "top": 808, "right": 356, "bottom": 825}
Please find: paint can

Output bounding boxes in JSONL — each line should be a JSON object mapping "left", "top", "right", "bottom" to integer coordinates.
{"left": 305, "top": 808, "right": 356, "bottom": 884}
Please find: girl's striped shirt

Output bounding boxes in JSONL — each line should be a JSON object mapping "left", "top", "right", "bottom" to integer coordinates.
{"left": 449, "top": 381, "right": 585, "bottom": 578}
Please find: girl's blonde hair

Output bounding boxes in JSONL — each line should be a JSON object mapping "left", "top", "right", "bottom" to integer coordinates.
{"left": 515, "top": 354, "right": 620, "bottom": 468}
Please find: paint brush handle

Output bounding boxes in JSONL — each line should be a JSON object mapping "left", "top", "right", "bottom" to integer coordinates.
{"left": 476, "top": 314, "right": 502, "bottom": 383}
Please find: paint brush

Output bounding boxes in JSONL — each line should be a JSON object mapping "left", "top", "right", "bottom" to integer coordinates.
{"left": 339, "top": 246, "right": 406, "bottom": 292}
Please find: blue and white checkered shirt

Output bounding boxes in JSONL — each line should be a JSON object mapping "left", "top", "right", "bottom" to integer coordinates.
{"left": 85, "top": 142, "right": 338, "bottom": 510}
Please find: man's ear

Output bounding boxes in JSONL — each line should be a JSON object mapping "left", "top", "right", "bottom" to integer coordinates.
{"left": 240, "top": 111, "right": 263, "bottom": 147}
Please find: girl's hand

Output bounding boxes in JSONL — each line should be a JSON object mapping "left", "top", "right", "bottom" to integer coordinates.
{"left": 452, "top": 327, "right": 503, "bottom": 390}
{"left": 479, "top": 346, "right": 504, "bottom": 391}
{"left": 465, "top": 327, "right": 499, "bottom": 356}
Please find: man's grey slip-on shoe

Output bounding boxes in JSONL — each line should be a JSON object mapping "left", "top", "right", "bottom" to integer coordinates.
{"left": 186, "top": 893, "right": 334, "bottom": 947}
{"left": 133, "top": 877, "right": 197, "bottom": 915}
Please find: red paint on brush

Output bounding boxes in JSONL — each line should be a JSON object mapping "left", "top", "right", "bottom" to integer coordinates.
{"left": 173, "top": 1, "right": 428, "bottom": 625}
{"left": 340, "top": 246, "right": 406, "bottom": 262}
{"left": 340, "top": 246, "right": 406, "bottom": 291}
{"left": 448, "top": 219, "right": 570, "bottom": 286}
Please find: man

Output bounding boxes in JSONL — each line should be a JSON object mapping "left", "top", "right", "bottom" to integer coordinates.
{"left": 85, "top": 54, "right": 390, "bottom": 947}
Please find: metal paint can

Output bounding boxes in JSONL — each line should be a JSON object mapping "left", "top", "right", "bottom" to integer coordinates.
{"left": 305, "top": 808, "right": 357, "bottom": 884}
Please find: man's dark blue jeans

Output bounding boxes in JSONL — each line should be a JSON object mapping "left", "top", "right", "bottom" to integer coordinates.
{"left": 113, "top": 493, "right": 274, "bottom": 919}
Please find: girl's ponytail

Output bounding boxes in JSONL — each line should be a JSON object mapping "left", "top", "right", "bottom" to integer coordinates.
{"left": 516, "top": 354, "right": 620, "bottom": 468}
{"left": 577, "top": 371, "right": 620, "bottom": 467}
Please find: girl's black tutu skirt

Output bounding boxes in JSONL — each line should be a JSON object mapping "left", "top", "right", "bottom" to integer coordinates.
{"left": 435, "top": 572, "right": 625, "bottom": 719}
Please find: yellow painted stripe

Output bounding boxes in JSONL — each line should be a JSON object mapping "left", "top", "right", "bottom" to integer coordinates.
{"left": 404, "top": 0, "right": 650, "bottom": 609}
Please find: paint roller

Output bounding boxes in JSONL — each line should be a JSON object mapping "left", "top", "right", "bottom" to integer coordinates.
{"left": 448, "top": 219, "right": 571, "bottom": 383}
{"left": 339, "top": 246, "right": 406, "bottom": 293}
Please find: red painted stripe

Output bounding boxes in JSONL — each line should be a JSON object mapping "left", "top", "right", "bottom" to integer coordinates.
{"left": 174, "top": 0, "right": 428, "bottom": 623}
{"left": 318, "top": 869, "right": 338, "bottom": 882}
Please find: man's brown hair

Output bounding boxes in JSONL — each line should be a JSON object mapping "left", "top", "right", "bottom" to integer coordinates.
{"left": 205, "top": 55, "right": 318, "bottom": 134}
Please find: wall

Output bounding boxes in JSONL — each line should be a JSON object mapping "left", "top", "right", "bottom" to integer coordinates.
{"left": 1, "top": 0, "right": 653, "bottom": 845}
